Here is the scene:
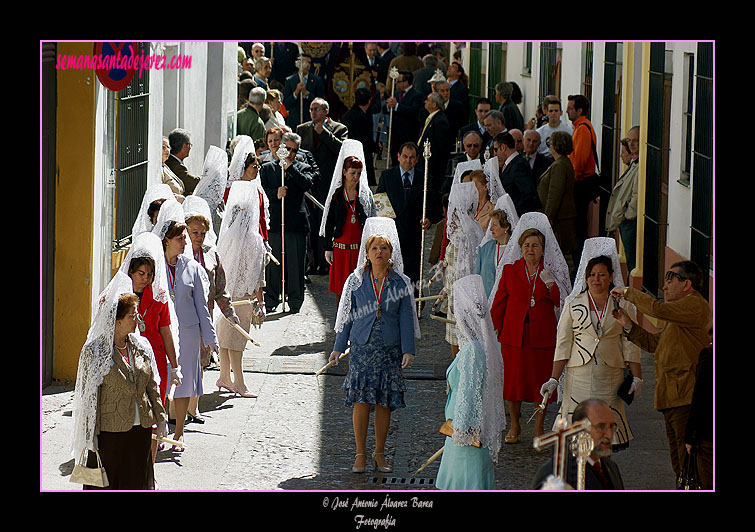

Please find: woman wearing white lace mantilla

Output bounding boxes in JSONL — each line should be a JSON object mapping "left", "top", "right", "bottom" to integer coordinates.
{"left": 474, "top": 193, "right": 519, "bottom": 298}
{"left": 443, "top": 181, "right": 483, "bottom": 358}
{"left": 436, "top": 274, "right": 506, "bottom": 490}
{"left": 183, "top": 194, "right": 243, "bottom": 421}
{"left": 540, "top": 237, "right": 642, "bottom": 449}
{"left": 152, "top": 199, "right": 218, "bottom": 451}
{"left": 489, "top": 212, "right": 571, "bottom": 442}
{"left": 320, "top": 139, "right": 376, "bottom": 299}
{"left": 131, "top": 183, "right": 175, "bottom": 239}
{"left": 328, "top": 217, "right": 420, "bottom": 474}
{"left": 71, "top": 272, "right": 168, "bottom": 490}
{"left": 193, "top": 145, "right": 229, "bottom": 236}
{"left": 214, "top": 181, "right": 267, "bottom": 399}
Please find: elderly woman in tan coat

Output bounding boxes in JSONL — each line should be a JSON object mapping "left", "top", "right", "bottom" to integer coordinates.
{"left": 536, "top": 130, "right": 577, "bottom": 260}
{"left": 71, "top": 272, "right": 169, "bottom": 490}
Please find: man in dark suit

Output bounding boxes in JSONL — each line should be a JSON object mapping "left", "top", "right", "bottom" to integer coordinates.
{"left": 532, "top": 398, "right": 625, "bottom": 490}
{"left": 260, "top": 132, "right": 316, "bottom": 314}
{"left": 376, "top": 142, "right": 443, "bottom": 287}
{"left": 375, "top": 43, "right": 396, "bottom": 87}
{"left": 411, "top": 55, "right": 440, "bottom": 100}
{"left": 283, "top": 54, "right": 326, "bottom": 127}
{"left": 166, "top": 128, "right": 201, "bottom": 195}
{"left": 443, "top": 130, "right": 485, "bottom": 194}
{"left": 384, "top": 71, "right": 423, "bottom": 167}
{"left": 296, "top": 97, "right": 348, "bottom": 275}
{"left": 342, "top": 87, "right": 378, "bottom": 186}
{"left": 494, "top": 132, "right": 537, "bottom": 214}
{"left": 457, "top": 97, "right": 493, "bottom": 151}
{"left": 268, "top": 42, "right": 299, "bottom": 85}
{"left": 434, "top": 80, "right": 466, "bottom": 143}
{"left": 447, "top": 61, "right": 470, "bottom": 122}
{"left": 523, "top": 129, "right": 554, "bottom": 186}
{"left": 495, "top": 81, "right": 525, "bottom": 132}
{"left": 417, "top": 92, "right": 452, "bottom": 193}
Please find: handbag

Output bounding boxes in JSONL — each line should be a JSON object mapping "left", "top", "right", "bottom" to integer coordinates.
{"left": 372, "top": 192, "right": 396, "bottom": 219}
{"left": 617, "top": 367, "right": 635, "bottom": 405}
{"left": 676, "top": 447, "right": 702, "bottom": 490}
{"left": 70, "top": 449, "right": 109, "bottom": 488}
{"left": 439, "top": 419, "right": 481, "bottom": 448}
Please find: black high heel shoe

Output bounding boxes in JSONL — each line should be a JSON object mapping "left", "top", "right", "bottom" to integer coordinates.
{"left": 186, "top": 412, "right": 205, "bottom": 424}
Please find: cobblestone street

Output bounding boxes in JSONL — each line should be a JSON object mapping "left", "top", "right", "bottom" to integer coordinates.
{"left": 42, "top": 247, "right": 677, "bottom": 493}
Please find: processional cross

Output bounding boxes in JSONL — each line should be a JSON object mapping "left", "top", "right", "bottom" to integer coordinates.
{"left": 533, "top": 418, "right": 593, "bottom": 490}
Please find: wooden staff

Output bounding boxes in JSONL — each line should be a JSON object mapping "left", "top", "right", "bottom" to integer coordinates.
{"left": 527, "top": 390, "right": 551, "bottom": 424}
{"left": 315, "top": 347, "right": 350, "bottom": 376}
{"left": 305, "top": 191, "right": 324, "bottom": 210}
{"left": 418, "top": 139, "right": 431, "bottom": 315}
{"left": 295, "top": 53, "right": 305, "bottom": 127}
{"left": 152, "top": 434, "right": 185, "bottom": 448}
{"left": 416, "top": 294, "right": 443, "bottom": 302}
{"left": 430, "top": 314, "right": 455, "bottom": 325}
{"left": 386, "top": 67, "right": 399, "bottom": 169}
{"left": 413, "top": 446, "right": 444, "bottom": 476}
{"left": 276, "top": 145, "right": 289, "bottom": 312}
{"left": 224, "top": 314, "right": 260, "bottom": 347}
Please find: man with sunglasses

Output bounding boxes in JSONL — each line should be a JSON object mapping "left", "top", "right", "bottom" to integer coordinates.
{"left": 611, "top": 261, "right": 712, "bottom": 484}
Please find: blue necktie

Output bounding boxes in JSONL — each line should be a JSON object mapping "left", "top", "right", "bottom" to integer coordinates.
{"left": 403, "top": 173, "right": 411, "bottom": 204}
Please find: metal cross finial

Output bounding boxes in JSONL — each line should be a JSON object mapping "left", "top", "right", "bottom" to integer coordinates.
{"left": 533, "top": 417, "right": 591, "bottom": 488}
{"left": 423, "top": 138, "right": 432, "bottom": 160}
{"left": 389, "top": 66, "right": 399, "bottom": 80}
{"left": 570, "top": 430, "right": 594, "bottom": 490}
{"left": 276, "top": 146, "right": 289, "bottom": 161}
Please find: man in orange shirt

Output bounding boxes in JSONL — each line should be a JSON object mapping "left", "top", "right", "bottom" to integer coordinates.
{"left": 566, "top": 94, "right": 599, "bottom": 270}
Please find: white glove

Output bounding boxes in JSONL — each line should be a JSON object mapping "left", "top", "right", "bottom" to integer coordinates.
{"left": 540, "top": 378, "right": 558, "bottom": 397}
{"left": 325, "top": 250, "right": 334, "bottom": 265}
{"left": 629, "top": 376, "right": 643, "bottom": 399}
{"left": 539, "top": 268, "right": 555, "bottom": 288}
{"left": 170, "top": 366, "right": 183, "bottom": 386}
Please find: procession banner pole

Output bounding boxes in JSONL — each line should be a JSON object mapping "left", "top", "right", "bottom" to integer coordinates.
{"left": 418, "top": 139, "right": 431, "bottom": 314}
{"left": 386, "top": 67, "right": 399, "bottom": 169}
{"left": 276, "top": 145, "right": 290, "bottom": 312}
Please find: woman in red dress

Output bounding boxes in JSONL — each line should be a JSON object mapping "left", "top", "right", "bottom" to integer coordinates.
{"left": 490, "top": 217, "right": 570, "bottom": 443}
{"left": 320, "top": 141, "right": 376, "bottom": 299}
{"left": 121, "top": 232, "right": 181, "bottom": 462}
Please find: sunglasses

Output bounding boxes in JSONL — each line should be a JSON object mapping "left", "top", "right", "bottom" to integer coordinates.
{"left": 664, "top": 270, "right": 688, "bottom": 283}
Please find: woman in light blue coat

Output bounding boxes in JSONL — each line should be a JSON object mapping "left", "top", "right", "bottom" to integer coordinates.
{"left": 436, "top": 274, "right": 506, "bottom": 490}
{"left": 329, "top": 217, "right": 420, "bottom": 475}
{"left": 154, "top": 200, "right": 218, "bottom": 451}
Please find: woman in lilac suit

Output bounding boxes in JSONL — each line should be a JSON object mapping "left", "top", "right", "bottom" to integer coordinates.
{"left": 161, "top": 220, "right": 218, "bottom": 450}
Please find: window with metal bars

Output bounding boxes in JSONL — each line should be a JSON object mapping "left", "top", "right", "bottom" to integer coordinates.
{"left": 114, "top": 42, "right": 150, "bottom": 248}
{"left": 690, "top": 42, "right": 713, "bottom": 297}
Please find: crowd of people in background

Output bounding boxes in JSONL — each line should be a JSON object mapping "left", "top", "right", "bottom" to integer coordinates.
{"left": 69, "top": 42, "right": 712, "bottom": 492}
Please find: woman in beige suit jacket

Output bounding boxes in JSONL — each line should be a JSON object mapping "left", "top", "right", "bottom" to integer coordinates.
{"left": 541, "top": 246, "right": 642, "bottom": 449}
{"left": 85, "top": 291, "right": 169, "bottom": 490}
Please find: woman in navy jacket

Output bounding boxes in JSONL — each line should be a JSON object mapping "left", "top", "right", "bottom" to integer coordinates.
{"left": 328, "top": 220, "right": 418, "bottom": 474}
